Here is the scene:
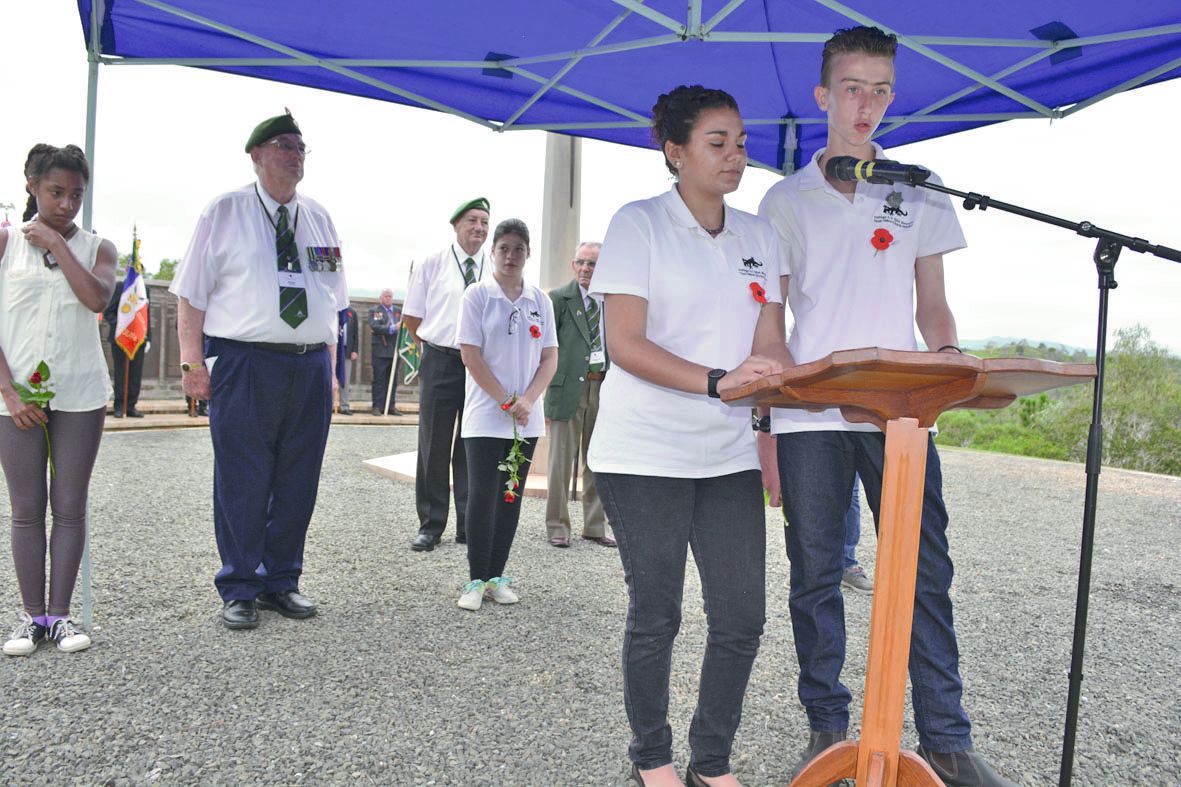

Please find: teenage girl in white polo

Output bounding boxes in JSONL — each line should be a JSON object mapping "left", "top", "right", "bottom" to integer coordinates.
{"left": 588, "top": 87, "right": 791, "bottom": 787}
{"left": 455, "top": 218, "right": 557, "bottom": 611}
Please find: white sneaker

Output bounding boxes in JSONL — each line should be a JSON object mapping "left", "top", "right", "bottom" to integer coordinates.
{"left": 485, "top": 577, "right": 519, "bottom": 605}
{"left": 457, "top": 580, "right": 485, "bottom": 611}
{"left": 3, "top": 612, "right": 47, "bottom": 657}
{"left": 48, "top": 618, "right": 91, "bottom": 653}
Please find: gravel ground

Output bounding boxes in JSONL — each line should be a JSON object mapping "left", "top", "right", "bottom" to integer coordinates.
{"left": 0, "top": 424, "right": 1178, "bottom": 786}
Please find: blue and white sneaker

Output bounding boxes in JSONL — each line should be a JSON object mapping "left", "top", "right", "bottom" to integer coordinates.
{"left": 48, "top": 618, "right": 91, "bottom": 653}
{"left": 458, "top": 580, "right": 485, "bottom": 611}
{"left": 3, "top": 612, "right": 47, "bottom": 657}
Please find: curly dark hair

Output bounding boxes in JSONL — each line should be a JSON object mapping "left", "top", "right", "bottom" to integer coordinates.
{"left": 820, "top": 26, "right": 898, "bottom": 88}
{"left": 651, "top": 85, "right": 739, "bottom": 176}
{"left": 22, "top": 143, "right": 90, "bottom": 221}
{"left": 492, "top": 218, "right": 530, "bottom": 249}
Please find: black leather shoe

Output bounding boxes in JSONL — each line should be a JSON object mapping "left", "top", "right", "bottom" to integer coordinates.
{"left": 221, "top": 599, "right": 259, "bottom": 630}
{"left": 410, "top": 533, "right": 440, "bottom": 552}
{"left": 455, "top": 532, "right": 467, "bottom": 545}
{"left": 256, "top": 590, "right": 317, "bottom": 619}
{"left": 371, "top": 407, "right": 382, "bottom": 416}
{"left": 112, "top": 410, "right": 124, "bottom": 419}
{"left": 127, "top": 408, "right": 145, "bottom": 418}
{"left": 916, "top": 746, "right": 1019, "bottom": 787}
{"left": 339, "top": 406, "right": 352, "bottom": 415}
{"left": 791, "top": 729, "right": 851, "bottom": 786}
{"left": 685, "top": 766, "right": 709, "bottom": 787}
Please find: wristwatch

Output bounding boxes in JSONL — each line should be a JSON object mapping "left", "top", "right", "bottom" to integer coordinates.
{"left": 706, "top": 368, "right": 727, "bottom": 398}
{"left": 751, "top": 413, "right": 771, "bottom": 433}
{"left": 180, "top": 360, "right": 203, "bottom": 374}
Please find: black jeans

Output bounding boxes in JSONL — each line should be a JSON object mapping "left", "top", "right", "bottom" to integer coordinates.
{"left": 597, "top": 470, "right": 766, "bottom": 777}
{"left": 463, "top": 437, "right": 536, "bottom": 581}
{"left": 415, "top": 345, "right": 468, "bottom": 539}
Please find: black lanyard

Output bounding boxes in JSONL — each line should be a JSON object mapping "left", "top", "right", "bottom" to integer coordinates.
{"left": 255, "top": 184, "right": 300, "bottom": 236}
{"left": 451, "top": 247, "right": 483, "bottom": 283}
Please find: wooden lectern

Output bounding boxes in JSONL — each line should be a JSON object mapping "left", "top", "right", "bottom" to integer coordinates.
{"left": 724, "top": 348, "right": 1095, "bottom": 787}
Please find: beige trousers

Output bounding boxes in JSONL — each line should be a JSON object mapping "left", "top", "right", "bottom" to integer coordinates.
{"left": 545, "top": 379, "right": 607, "bottom": 539}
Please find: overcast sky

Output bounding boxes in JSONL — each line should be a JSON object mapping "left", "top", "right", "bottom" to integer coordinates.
{"left": 4, "top": 3, "right": 1180, "bottom": 353}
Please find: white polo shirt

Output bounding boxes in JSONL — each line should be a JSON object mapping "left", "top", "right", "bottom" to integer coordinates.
{"left": 587, "top": 186, "right": 786, "bottom": 479}
{"left": 403, "top": 243, "right": 488, "bottom": 349}
{"left": 457, "top": 277, "right": 558, "bottom": 439}
{"left": 171, "top": 182, "right": 348, "bottom": 345}
{"left": 758, "top": 145, "right": 966, "bottom": 433}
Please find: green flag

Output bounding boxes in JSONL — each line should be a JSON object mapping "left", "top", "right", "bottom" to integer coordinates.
{"left": 396, "top": 323, "right": 419, "bottom": 384}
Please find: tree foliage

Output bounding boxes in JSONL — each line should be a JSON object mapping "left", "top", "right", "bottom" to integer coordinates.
{"left": 936, "top": 326, "right": 1181, "bottom": 476}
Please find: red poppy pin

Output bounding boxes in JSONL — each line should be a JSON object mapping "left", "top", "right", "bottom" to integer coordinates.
{"left": 529, "top": 324, "right": 541, "bottom": 339}
{"left": 749, "top": 282, "right": 767, "bottom": 304}
{"left": 871, "top": 228, "right": 894, "bottom": 255}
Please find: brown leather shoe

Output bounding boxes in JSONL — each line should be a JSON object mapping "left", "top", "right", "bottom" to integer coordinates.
{"left": 582, "top": 535, "right": 617, "bottom": 548}
{"left": 549, "top": 537, "right": 570, "bottom": 548}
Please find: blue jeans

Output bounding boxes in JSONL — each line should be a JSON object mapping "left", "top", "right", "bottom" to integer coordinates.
{"left": 844, "top": 475, "right": 861, "bottom": 569}
{"left": 597, "top": 470, "right": 766, "bottom": 777}
{"left": 777, "top": 431, "right": 972, "bottom": 753}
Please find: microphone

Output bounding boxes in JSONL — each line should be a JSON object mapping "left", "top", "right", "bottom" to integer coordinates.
{"left": 825, "top": 156, "right": 931, "bottom": 186}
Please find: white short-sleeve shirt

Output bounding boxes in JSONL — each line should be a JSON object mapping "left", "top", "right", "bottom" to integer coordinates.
{"left": 457, "top": 277, "right": 558, "bottom": 439}
{"left": 403, "top": 243, "right": 488, "bottom": 349}
{"left": 587, "top": 186, "right": 786, "bottom": 478}
{"left": 170, "top": 182, "right": 348, "bottom": 345}
{"left": 0, "top": 225, "right": 112, "bottom": 414}
{"left": 758, "top": 145, "right": 966, "bottom": 433}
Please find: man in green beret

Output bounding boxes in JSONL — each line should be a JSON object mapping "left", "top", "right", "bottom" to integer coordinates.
{"left": 401, "top": 198, "right": 490, "bottom": 551}
{"left": 171, "top": 111, "right": 347, "bottom": 630}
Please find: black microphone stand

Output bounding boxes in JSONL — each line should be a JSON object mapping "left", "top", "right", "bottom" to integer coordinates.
{"left": 908, "top": 177, "right": 1181, "bottom": 786}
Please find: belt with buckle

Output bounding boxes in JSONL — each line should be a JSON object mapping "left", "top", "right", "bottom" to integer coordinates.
{"left": 586, "top": 370, "right": 606, "bottom": 381}
{"left": 425, "top": 342, "right": 462, "bottom": 358}
{"left": 218, "top": 338, "right": 327, "bottom": 355}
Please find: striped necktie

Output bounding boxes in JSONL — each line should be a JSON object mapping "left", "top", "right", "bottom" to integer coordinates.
{"left": 463, "top": 257, "right": 476, "bottom": 287}
{"left": 586, "top": 296, "right": 604, "bottom": 372}
{"left": 276, "top": 205, "right": 308, "bottom": 328}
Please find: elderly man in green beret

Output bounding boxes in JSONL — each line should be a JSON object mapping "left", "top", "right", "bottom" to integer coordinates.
{"left": 171, "top": 111, "right": 347, "bottom": 630}
{"left": 401, "top": 198, "right": 490, "bottom": 551}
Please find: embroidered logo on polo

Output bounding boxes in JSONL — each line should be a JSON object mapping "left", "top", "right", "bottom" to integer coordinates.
{"left": 875, "top": 190, "right": 915, "bottom": 230}
{"left": 736, "top": 255, "right": 767, "bottom": 280}
{"left": 305, "top": 246, "right": 343, "bottom": 272}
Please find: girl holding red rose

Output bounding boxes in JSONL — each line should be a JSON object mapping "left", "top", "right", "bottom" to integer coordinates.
{"left": 455, "top": 219, "right": 558, "bottom": 611}
{"left": 0, "top": 144, "right": 117, "bottom": 656}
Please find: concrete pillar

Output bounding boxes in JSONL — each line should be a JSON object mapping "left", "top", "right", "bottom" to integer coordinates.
{"left": 539, "top": 133, "right": 582, "bottom": 291}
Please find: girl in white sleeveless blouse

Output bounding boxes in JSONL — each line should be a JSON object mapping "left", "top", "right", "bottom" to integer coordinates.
{"left": 0, "top": 144, "right": 118, "bottom": 656}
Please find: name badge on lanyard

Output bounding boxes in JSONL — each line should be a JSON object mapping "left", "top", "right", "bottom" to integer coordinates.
{"left": 278, "top": 269, "right": 306, "bottom": 288}
{"left": 590, "top": 349, "right": 606, "bottom": 366}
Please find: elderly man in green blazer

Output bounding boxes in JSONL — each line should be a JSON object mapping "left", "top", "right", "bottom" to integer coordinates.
{"left": 543, "top": 242, "right": 614, "bottom": 548}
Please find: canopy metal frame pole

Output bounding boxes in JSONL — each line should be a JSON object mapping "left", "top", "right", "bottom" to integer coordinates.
{"left": 80, "top": 0, "right": 105, "bottom": 631}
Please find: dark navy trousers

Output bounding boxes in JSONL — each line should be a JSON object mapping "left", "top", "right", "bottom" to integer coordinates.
{"left": 207, "top": 338, "right": 332, "bottom": 602}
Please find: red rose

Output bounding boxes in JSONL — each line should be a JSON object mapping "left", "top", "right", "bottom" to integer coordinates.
{"left": 749, "top": 282, "right": 767, "bottom": 304}
{"left": 529, "top": 324, "right": 541, "bottom": 339}
{"left": 504, "top": 491, "right": 517, "bottom": 503}
{"left": 29, "top": 371, "right": 43, "bottom": 385}
{"left": 500, "top": 402, "right": 511, "bottom": 411}
{"left": 511, "top": 480, "right": 519, "bottom": 489}
{"left": 871, "top": 228, "right": 894, "bottom": 251}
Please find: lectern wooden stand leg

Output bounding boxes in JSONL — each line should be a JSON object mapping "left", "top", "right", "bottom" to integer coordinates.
{"left": 791, "top": 417, "right": 943, "bottom": 787}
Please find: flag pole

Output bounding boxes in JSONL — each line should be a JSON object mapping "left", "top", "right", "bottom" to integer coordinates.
{"left": 122, "top": 356, "right": 130, "bottom": 417}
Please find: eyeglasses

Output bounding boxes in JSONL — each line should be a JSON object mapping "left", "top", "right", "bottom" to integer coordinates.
{"left": 507, "top": 306, "right": 521, "bottom": 335}
{"left": 264, "top": 139, "right": 310, "bottom": 156}
{"left": 573, "top": 258, "right": 597, "bottom": 268}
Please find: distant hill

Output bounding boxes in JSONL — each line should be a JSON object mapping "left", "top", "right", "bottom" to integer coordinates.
{"left": 961, "top": 337, "right": 1091, "bottom": 355}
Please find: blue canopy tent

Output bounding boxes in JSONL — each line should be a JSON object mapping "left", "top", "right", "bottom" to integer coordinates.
{"left": 75, "top": 0, "right": 1181, "bottom": 205}
{"left": 72, "top": 2, "right": 1181, "bottom": 784}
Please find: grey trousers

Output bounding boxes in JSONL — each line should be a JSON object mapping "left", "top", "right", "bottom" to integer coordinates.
{"left": 545, "top": 379, "right": 607, "bottom": 539}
